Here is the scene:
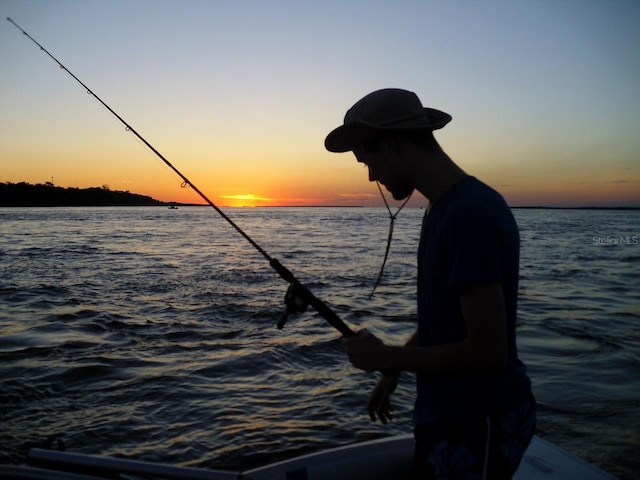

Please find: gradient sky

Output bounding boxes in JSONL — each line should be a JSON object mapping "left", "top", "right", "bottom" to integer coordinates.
{"left": 1, "top": 0, "right": 639, "bottom": 207}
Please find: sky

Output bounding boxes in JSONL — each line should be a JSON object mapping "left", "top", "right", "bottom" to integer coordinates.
{"left": 1, "top": 0, "right": 639, "bottom": 207}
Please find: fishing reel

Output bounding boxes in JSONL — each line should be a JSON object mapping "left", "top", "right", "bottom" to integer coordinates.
{"left": 277, "top": 282, "right": 309, "bottom": 329}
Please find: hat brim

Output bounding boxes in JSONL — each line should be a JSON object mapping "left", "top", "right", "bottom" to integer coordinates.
{"left": 325, "top": 107, "right": 451, "bottom": 153}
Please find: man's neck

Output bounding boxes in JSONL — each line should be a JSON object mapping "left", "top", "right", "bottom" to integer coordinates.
{"left": 414, "top": 149, "right": 468, "bottom": 204}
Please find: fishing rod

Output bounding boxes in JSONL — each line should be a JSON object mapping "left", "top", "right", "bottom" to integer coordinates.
{"left": 7, "top": 17, "right": 355, "bottom": 338}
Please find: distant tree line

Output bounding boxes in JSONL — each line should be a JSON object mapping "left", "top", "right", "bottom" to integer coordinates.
{"left": 0, "top": 182, "right": 166, "bottom": 207}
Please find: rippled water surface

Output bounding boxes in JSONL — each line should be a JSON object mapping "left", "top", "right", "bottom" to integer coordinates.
{"left": 1, "top": 207, "right": 638, "bottom": 479}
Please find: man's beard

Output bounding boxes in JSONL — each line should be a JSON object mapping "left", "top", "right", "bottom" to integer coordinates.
{"left": 391, "top": 184, "right": 414, "bottom": 201}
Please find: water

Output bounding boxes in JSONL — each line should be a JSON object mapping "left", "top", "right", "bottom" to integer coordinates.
{"left": 0, "top": 206, "right": 638, "bottom": 479}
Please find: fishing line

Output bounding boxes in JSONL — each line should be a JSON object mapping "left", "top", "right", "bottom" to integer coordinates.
{"left": 7, "top": 17, "right": 355, "bottom": 338}
{"left": 369, "top": 182, "right": 412, "bottom": 297}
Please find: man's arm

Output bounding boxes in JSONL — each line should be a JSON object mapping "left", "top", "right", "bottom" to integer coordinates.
{"left": 365, "top": 329, "right": 418, "bottom": 424}
{"left": 346, "top": 282, "right": 508, "bottom": 375}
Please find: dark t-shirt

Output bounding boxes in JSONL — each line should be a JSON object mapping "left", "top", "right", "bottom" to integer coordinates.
{"left": 414, "top": 176, "right": 532, "bottom": 425}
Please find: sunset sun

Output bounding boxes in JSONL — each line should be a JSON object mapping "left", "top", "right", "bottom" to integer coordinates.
{"left": 221, "top": 194, "right": 272, "bottom": 207}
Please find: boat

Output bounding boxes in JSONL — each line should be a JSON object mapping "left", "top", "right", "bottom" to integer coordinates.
{"left": 0, "top": 433, "right": 617, "bottom": 479}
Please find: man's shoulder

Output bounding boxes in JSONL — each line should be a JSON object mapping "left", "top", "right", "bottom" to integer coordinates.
{"left": 456, "top": 176, "right": 503, "bottom": 200}
{"left": 443, "top": 179, "right": 501, "bottom": 214}
{"left": 439, "top": 178, "right": 515, "bottom": 233}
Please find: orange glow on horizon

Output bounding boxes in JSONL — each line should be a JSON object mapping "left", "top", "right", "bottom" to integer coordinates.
{"left": 4, "top": 151, "right": 639, "bottom": 208}
{"left": 122, "top": 180, "right": 640, "bottom": 209}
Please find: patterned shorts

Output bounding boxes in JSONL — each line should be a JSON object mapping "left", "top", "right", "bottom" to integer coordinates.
{"left": 412, "top": 394, "right": 536, "bottom": 480}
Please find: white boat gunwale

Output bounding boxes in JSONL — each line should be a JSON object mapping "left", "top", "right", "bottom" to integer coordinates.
{"left": 0, "top": 433, "right": 617, "bottom": 480}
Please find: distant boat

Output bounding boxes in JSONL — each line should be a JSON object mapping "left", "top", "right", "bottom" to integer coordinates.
{"left": 168, "top": 205, "right": 178, "bottom": 210}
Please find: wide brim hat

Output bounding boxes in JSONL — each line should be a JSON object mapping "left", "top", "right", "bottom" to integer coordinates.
{"left": 325, "top": 88, "right": 451, "bottom": 153}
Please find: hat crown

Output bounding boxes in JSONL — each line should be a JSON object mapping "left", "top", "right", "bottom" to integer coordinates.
{"left": 324, "top": 88, "right": 451, "bottom": 152}
{"left": 344, "top": 89, "right": 425, "bottom": 127}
